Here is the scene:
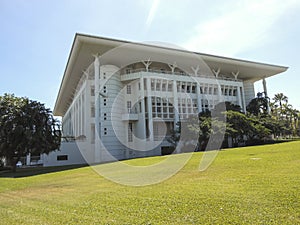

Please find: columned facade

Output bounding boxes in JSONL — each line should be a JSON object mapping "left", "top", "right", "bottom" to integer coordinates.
{"left": 48, "top": 33, "right": 287, "bottom": 167}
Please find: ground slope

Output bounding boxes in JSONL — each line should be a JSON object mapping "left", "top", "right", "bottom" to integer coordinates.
{"left": 0, "top": 141, "right": 299, "bottom": 224}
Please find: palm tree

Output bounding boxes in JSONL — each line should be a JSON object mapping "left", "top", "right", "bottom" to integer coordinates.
{"left": 273, "top": 93, "right": 288, "bottom": 119}
{"left": 291, "top": 108, "right": 299, "bottom": 136}
{"left": 269, "top": 102, "right": 279, "bottom": 120}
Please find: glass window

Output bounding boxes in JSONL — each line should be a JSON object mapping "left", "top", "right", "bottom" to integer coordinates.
{"left": 128, "top": 123, "right": 133, "bottom": 142}
{"left": 127, "top": 85, "right": 131, "bottom": 94}
{"left": 91, "top": 86, "right": 95, "bottom": 96}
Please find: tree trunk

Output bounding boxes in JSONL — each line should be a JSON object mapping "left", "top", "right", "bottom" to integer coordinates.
{"left": 8, "top": 157, "right": 18, "bottom": 173}
{"left": 12, "top": 161, "right": 17, "bottom": 173}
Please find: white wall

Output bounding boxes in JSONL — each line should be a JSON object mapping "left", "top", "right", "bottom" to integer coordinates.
{"left": 42, "top": 142, "right": 88, "bottom": 167}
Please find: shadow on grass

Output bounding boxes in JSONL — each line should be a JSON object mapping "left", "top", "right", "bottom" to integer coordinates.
{"left": 0, "top": 164, "right": 89, "bottom": 178}
{"left": 246, "top": 138, "right": 300, "bottom": 146}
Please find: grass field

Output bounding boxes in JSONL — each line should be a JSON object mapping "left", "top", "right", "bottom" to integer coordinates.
{"left": 0, "top": 141, "right": 300, "bottom": 224}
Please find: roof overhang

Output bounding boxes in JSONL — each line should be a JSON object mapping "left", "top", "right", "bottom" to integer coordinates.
{"left": 54, "top": 33, "right": 288, "bottom": 116}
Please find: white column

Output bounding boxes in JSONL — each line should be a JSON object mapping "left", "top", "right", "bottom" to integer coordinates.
{"left": 140, "top": 76, "right": 146, "bottom": 139}
{"left": 241, "top": 86, "right": 246, "bottom": 113}
{"left": 81, "top": 93, "right": 84, "bottom": 135}
{"left": 146, "top": 78, "right": 153, "bottom": 141}
{"left": 79, "top": 97, "right": 82, "bottom": 135}
{"left": 26, "top": 153, "right": 31, "bottom": 166}
{"left": 237, "top": 86, "right": 242, "bottom": 108}
{"left": 262, "top": 78, "right": 270, "bottom": 114}
{"left": 84, "top": 83, "right": 89, "bottom": 144}
{"left": 262, "top": 78, "right": 268, "bottom": 97}
{"left": 173, "top": 80, "right": 179, "bottom": 125}
{"left": 217, "top": 83, "right": 222, "bottom": 103}
{"left": 196, "top": 83, "right": 202, "bottom": 113}
{"left": 94, "top": 56, "right": 101, "bottom": 163}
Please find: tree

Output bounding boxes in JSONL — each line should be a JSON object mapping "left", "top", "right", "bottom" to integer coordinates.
{"left": 0, "top": 94, "right": 61, "bottom": 171}
{"left": 246, "top": 92, "right": 269, "bottom": 116}
{"left": 273, "top": 93, "right": 288, "bottom": 119}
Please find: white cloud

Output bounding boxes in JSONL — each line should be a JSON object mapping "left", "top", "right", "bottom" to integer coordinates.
{"left": 183, "top": 0, "right": 300, "bottom": 56}
{"left": 146, "top": 0, "right": 160, "bottom": 29}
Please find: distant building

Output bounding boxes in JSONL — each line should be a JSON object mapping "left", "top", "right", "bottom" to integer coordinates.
{"left": 39, "top": 33, "right": 287, "bottom": 166}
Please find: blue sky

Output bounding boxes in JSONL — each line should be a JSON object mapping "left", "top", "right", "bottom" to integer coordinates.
{"left": 0, "top": 0, "right": 299, "bottom": 111}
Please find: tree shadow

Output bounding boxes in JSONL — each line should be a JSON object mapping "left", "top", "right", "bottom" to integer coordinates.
{"left": 0, "top": 164, "right": 89, "bottom": 178}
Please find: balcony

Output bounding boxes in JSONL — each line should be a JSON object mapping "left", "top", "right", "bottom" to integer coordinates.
{"left": 122, "top": 109, "right": 139, "bottom": 121}
{"left": 120, "top": 68, "right": 242, "bottom": 82}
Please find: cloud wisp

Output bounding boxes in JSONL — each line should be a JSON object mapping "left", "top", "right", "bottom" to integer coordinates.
{"left": 183, "top": 0, "right": 300, "bottom": 56}
{"left": 145, "top": 0, "right": 160, "bottom": 29}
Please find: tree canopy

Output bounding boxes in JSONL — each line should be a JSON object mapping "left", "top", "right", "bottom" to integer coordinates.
{"left": 0, "top": 94, "right": 61, "bottom": 171}
{"left": 167, "top": 93, "right": 298, "bottom": 152}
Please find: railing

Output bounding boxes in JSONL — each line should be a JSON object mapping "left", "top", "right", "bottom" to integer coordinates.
{"left": 121, "top": 68, "right": 242, "bottom": 82}
{"left": 127, "top": 108, "right": 138, "bottom": 114}
{"left": 121, "top": 67, "right": 189, "bottom": 76}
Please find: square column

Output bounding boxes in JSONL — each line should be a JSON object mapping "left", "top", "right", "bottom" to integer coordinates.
{"left": 196, "top": 83, "right": 202, "bottom": 113}
{"left": 146, "top": 78, "right": 153, "bottom": 141}
{"left": 173, "top": 80, "right": 179, "bottom": 125}
{"left": 94, "top": 56, "right": 101, "bottom": 163}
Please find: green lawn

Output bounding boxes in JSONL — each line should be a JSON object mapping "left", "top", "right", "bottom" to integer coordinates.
{"left": 0, "top": 141, "right": 300, "bottom": 224}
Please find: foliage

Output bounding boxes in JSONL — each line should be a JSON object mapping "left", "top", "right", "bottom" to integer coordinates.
{"left": 269, "top": 93, "right": 299, "bottom": 138}
{"left": 246, "top": 92, "right": 269, "bottom": 116}
{"left": 0, "top": 94, "right": 61, "bottom": 171}
{"left": 0, "top": 141, "right": 300, "bottom": 224}
{"left": 171, "top": 92, "right": 298, "bottom": 151}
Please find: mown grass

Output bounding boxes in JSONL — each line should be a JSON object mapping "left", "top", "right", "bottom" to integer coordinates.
{"left": 0, "top": 141, "right": 299, "bottom": 224}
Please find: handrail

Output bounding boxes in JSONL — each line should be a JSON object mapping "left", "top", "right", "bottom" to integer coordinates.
{"left": 121, "top": 68, "right": 242, "bottom": 82}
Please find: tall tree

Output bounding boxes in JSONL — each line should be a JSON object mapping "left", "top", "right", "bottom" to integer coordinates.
{"left": 0, "top": 94, "right": 61, "bottom": 171}
{"left": 246, "top": 92, "right": 269, "bottom": 116}
{"left": 273, "top": 93, "right": 288, "bottom": 119}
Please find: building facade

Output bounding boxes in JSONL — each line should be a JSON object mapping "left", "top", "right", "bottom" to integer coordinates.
{"left": 40, "top": 33, "right": 287, "bottom": 166}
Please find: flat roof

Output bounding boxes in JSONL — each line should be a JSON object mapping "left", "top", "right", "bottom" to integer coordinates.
{"left": 54, "top": 33, "right": 288, "bottom": 116}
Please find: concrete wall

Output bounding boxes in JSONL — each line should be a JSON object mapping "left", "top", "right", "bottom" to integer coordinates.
{"left": 42, "top": 142, "right": 88, "bottom": 167}
{"left": 243, "top": 81, "right": 255, "bottom": 106}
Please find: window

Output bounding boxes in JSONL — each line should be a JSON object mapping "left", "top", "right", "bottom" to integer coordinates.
{"left": 151, "top": 79, "right": 155, "bottom": 91}
{"left": 233, "top": 89, "right": 237, "bottom": 96}
{"left": 127, "top": 101, "right": 132, "bottom": 113}
{"left": 57, "top": 155, "right": 68, "bottom": 161}
{"left": 144, "top": 78, "right": 147, "bottom": 91}
{"left": 181, "top": 83, "right": 186, "bottom": 92}
{"left": 91, "top": 124, "right": 95, "bottom": 144}
{"left": 214, "top": 87, "right": 218, "bottom": 95}
{"left": 127, "top": 85, "right": 131, "bottom": 94}
{"left": 162, "top": 81, "right": 167, "bottom": 91}
{"left": 187, "top": 85, "right": 191, "bottom": 93}
{"left": 156, "top": 80, "right": 161, "bottom": 91}
{"left": 128, "top": 123, "right": 133, "bottom": 142}
{"left": 91, "top": 86, "right": 95, "bottom": 96}
{"left": 224, "top": 88, "right": 228, "bottom": 96}
{"left": 191, "top": 85, "right": 196, "bottom": 93}
{"left": 168, "top": 83, "right": 173, "bottom": 92}
{"left": 91, "top": 104, "right": 95, "bottom": 117}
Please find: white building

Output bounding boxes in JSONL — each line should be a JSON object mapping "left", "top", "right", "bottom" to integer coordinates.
{"left": 40, "top": 33, "right": 287, "bottom": 166}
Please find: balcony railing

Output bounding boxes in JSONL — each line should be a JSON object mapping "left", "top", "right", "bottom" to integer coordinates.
{"left": 120, "top": 68, "right": 242, "bottom": 82}
{"left": 122, "top": 108, "right": 139, "bottom": 121}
